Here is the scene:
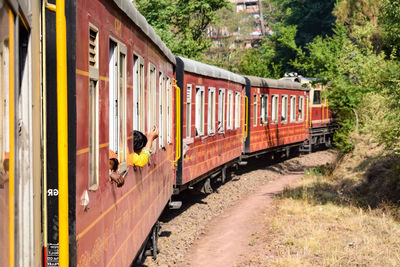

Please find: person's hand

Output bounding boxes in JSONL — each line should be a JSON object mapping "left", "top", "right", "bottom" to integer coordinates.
{"left": 148, "top": 125, "right": 159, "bottom": 140}
{"left": 110, "top": 172, "right": 125, "bottom": 187}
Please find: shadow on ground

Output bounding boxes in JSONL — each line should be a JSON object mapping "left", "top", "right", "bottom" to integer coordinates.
{"left": 281, "top": 154, "right": 400, "bottom": 220}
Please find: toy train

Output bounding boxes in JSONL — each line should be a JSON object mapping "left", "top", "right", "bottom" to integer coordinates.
{"left": 0, "top": 0, "right": 334, "bottom": 266}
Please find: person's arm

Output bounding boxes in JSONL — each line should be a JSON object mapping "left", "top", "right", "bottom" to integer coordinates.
{"left": 109, "top": 172, "right": 125, "bottom": 187}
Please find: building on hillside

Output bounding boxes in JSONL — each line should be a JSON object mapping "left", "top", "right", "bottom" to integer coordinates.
{"left": 207, "top": 0, "right": 271, "bottom": 50}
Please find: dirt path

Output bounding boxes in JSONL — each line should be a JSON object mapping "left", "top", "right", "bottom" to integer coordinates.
{"left": 143, "top": 150, "right": 336, "bottom": 267}
{"left": 182, "top": 172, "right": 303, "bottom": 267}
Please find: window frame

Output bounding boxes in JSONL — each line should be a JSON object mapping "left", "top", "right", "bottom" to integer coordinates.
{"left": 313, "top": 90, "right": 321, "bottom": 105}
{"left": 298, "top": 96, "right": 304, "bottom": 121}
{"left": 195, "top": 86, "right": 205, "bottom": 137}
{"left": 133, "top": 54, "right": 145, "bottom": 132}
{"left": 235, "top": 92, "right": 241, "bottom": 129}
{"left": 281, "top": 94, "right": 288, "bottom": 124}
{"left": 186, "top": 84, "right": 192, "bottom": 138}
{"left": 271, "top": 94, "right": 279, "bottom": 124}
{"left": 218, "top": 88, "right": 225, "bottom": 134}
{"left": 109, "top": 38, "right": 128, "bottom": 171}
{"left": 253, "top": 94, "right": 258, "bottom": 126}
{"left": 88, "top": 24, "right": 100, "bottom": 190}
{"left": 227, "top": 90, "right": 234, "bottom": 130}
{"left": 158, "top": 71, "right": 164, "bottom": 148}
{"left": 167, "top": 77, "right": 172, "bottom": 143}
{"left": 208, "top": 87, "right": 216, "bottom": 135}
{"left": 148, "top": 63, "right": 157, "bottom": 151}
{"left": 290, "top": 95, "right": 296, "bottom": 123}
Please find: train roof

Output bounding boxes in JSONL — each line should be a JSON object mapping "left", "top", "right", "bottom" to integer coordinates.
{"left": 177, "top": 57, "right": 246, "bottom": 85}
{"left": 245, "top": 76, "right": 309, "bottom": 91}
{"left": 113, "top": 0, "right": 176, "bottom": 65}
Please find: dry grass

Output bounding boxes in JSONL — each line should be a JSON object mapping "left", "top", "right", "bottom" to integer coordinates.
{"left": 264, "top": 199, "right": 400, "bottom": 266}
{"left": 238, "top": 135, "right": 400, "bottom": 267}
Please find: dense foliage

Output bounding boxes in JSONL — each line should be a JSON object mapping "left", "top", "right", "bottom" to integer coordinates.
{"left": 240, "top": 0, "right": 400, "bottom": 152}
{"left": 136, "top": 0, "right": 400, "bottom": 152}
{"left": 134, "top": 0, "right": 229, "bottom": 58}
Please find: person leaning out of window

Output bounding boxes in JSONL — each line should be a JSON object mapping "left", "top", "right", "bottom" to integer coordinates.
{"left": 109, "top": 126, "right": 159, "bottom": 188}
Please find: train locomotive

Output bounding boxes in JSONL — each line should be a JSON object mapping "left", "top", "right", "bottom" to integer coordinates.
{"left": 0, "top": 0, "right": 335, "bottom": 266}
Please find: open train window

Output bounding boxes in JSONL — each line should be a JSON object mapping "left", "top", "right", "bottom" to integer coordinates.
{"left": 271, "top": 95, "right": 278, "bottom": 123}
{"left": 281, "top": 95, "right": 288, "bottom": 124}
{"left": 109, "top": 40, "right": 127, "bottom": 169}
{"left": 227, "top": 90, "right": 234, "bottom": 130}
{"left": 133, "top": 54, "right": 145, "bottom": 132}
{"left": 235, "top": 92, "right": 241, "bottom": 129}
{"left": 149, "top": 64, "right": 157, "bottom": 150}
{"left": 253, "top": 94, "right": 258, "bottom": 126}
{"left": 167, "top": 78, "right": 172, "bottom": 143}
{"left": 260, "top": 94, "right": 268, "bottom": 125}
{"left": 89, "top": 25, "right": 99, "bottom": 190}
{"left": 313, "top": 90, "right": 321, "bottom": 105}
{"left": 290, "top": 96, "right": 296, "bottom": 122}
{"left": 186, "top": 84, "right": 192, "bottom": 138}
{"left": 218, "top": 89, "right": 225, "bottom": 133}
{"left": 208, "top": 87, "right": 216, "bottom": 134}
{"left": 195, "top": 86, "right": 205, "bottom": 137}
{"left": 159, "top": 72, "right": 164, "bottom": 148}
{"left": 298, "top": 96, "right": 304, "bottom": 121}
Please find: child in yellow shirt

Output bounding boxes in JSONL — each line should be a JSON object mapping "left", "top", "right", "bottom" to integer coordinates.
{"left": 127, "top": 126, "right": 159, "bottom": 167}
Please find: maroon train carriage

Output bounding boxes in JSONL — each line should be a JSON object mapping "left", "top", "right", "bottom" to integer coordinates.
{"left": 43, "top": 0, "right": 178, "bottom": 266}
{"left": 175, "top": 57, "right": 246, "bottom": 193}
{"left": 279, "top": 76, "right": 335, "bottom": 152}
{"left": 243, "top": 76, "right": 310, "bottom": 158}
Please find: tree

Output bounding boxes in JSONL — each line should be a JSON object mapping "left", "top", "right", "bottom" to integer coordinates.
{"left": 135, "top": 0, "right": 229, "bottom": 58}
{"left": 268, "top": 0, "right": 336, "bottom": 47}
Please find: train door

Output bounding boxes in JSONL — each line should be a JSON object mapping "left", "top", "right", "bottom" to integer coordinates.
{"left": 0, "top": 1, "right": 41, "bottom": 266}
{"left": 0, "top": 5, "right": 11, "bottom": 266}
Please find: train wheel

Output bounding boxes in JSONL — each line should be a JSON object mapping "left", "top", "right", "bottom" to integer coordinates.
{"left": 325, "top": 136, "right": 332, "bottom": 148}
{"left": 221, "top": 166, "right": 227, "bottom": 184}
{"left": 151, "top": 221, "right": 160, "bottom": 259}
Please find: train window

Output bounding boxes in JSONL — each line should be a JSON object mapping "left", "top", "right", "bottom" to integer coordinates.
{"left": 133, "top": 55, "right": 145, "bottom": 132}
{"left": 281, "top": 95, "right": 288, "bottom": 124}
{"left": 109, "top": 40, "right": 119, "bottom": 156}
{"left": 159, "top": 72, "right": 164, "bottom": 148}
{"left": 271, "top": 95, "right": 278, "bottom": 123}
{"left": 260, "top": 95, "right": 268, "bottom": 125}
{"left": 119, "top": 50, "right": 127, "bottom": 163}
{"left": 218, "top": 89, "right": 225, "bottom": 133}
{"left": 186, "top": 84, "right": 192, "bottom": 138}
{"left": 290, "top": 96, "right": 296, "bottom": 122}
{"left": 167, "top": 78, "right": 172, "bottom": 143}
{"left": 89, "top": 25, "right": 99, "bottom": 190}
{"left": 313, "top": 90, "right": 321, "bottom": 105}
{"left": 253, "top": 94, "right": 257, "bottom": 126}
{"left": 109, "top": 40, "right": 127, "bottom": 166}
{"left": 298, "top": 96, "right": 304, "bottom": 121}
{"left": 89, "top": 27, "right": 98, "bottom": 69}
{"left": 208, "top": 87, "right": 216, "bottom": 134}
{"left": 88, "top": 79, "right": 99, "bottom": 190}
{"left": 260, "top": 95, "right": 265, "bottom": 124}
{"left": 264, "top": 95, "right": 268, "bottom": 124}
{"left": 195, "top": 86, "right": 205, "bottom": 137}
{"left": 227, "top": 90, "right": 234, "bottom": 130}
{"left": 149, "top": 64, "right": 157, "bottom": 150}
{"left": 235, "top": 92, "right": 241, "bottom": 129}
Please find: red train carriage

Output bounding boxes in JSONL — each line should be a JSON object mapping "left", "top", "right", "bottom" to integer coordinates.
{"left": 243, "top": 76, "right": 310, "bottom": 157}
{"left": 175, "top": 57, "right": 246, "bottom": 192}
{"left": 305, "top": 82, "right": 335, "bottom": 150}
{"left": 43, "top": 0, "right": 177, "bottom": 266}
{"left": 280, "top": 76, "right": 335, "bottom": 151}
